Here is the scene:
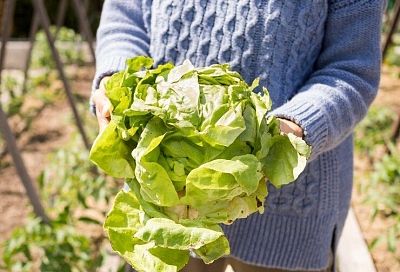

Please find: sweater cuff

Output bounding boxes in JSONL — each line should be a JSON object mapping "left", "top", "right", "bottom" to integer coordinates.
{"left": 90, "top": 56, "right": 128, "bottom": 114}
{"left": 269, "top": 99, "right": 328, "bottom": 160}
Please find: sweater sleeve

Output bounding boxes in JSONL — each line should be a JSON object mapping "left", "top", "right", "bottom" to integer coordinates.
{"left": 270, "top": 0, "right": 385, "bottom": 160}
{"left": 90, "top": 0, "right": 150, "bottom": 112}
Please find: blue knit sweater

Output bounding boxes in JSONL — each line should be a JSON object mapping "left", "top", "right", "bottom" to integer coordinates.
{"left": 92, "top": 0, "right": 384, "bottom": 270}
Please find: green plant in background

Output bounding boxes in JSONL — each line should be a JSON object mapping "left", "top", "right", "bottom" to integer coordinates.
{"left": 38, "top": 141, "right": 120, "bottom": 218}
{"left": 388, "top": 0, "right": 396, "bottom": 10}
{"left": 1, "top": 73, "right": 60, "bottom": 117}
{"left": 0, "top": 71, "right": 61, "bottom": 162}
{"left": 384, "top": 38, "right": 400, "bottom": 67}
{"left": 365, "top": 145, "right": 400, "bottom": 254}
{"left": 355, "top": 106, "right": 397, "bottom": 159}
{"left": 1, "top": 75, "right": 24, "bottom": 117}
{"left": 0, "top": 74, "right": 24, "bottom": 160}
{"left": 2, "top": 213, "right": 100, "bottom": 272}
{"left": 355, "top": 106, "right": 400, "bottom": 256}
{"left": 1, "top": 134, "right": 121, "bottom": 270}
{"left": 31, "top": 26, "right": 85, "bottom": 70}
{"left": 368, "top": 145, "right": 400, "bottom": 220}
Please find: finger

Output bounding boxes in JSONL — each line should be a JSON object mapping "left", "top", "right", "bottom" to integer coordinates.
{"left": 93, "top": 76, "right": 112, "bottom": 131}
{"left": 98, "top": 116, "right": 109, "bottom": 133}
{"left": 278, "top": 118, "right": 303, "bottom": 138}
{"left": 96, "top": 104, "right": 109, "bottom": 133}
{"left": 101, "top": 99, "right": 111, "bottom": 120}
{"left": 92, "top": 89, "right": 103, "bottom": 111}
{"left": 93, "top": 88, "right": 111, "bottom": 118}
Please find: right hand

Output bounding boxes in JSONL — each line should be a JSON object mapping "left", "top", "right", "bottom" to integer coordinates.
{"left": 92, "top": 76, "right": 111, "bottom": 132}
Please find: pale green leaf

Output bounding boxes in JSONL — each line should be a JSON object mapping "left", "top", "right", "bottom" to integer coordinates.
{"left": 89, "top": 122, "right": 135, "bottom": 178}
{"left": 135, "top": 218, "right": 223, "bottom": 250}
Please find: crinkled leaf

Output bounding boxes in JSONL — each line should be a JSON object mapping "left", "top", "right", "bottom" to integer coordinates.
{"left": 194, "top": 235, "right": 230, "bottom": 264}
{"left": 126, "top": 179, "right": 169, "bottom": 219}
{"left": 238, "top": 105, "right": 257, "bottom": 145}
{"left": 105, "top": 190, "right": 188, "bottom": 272}
{"left": 105, "top": 72, "right": 124, "bottom": 91}
{"left": 183, "top": 157, "right": 262, "bottom": 206}
{"left": 263, "top": 135, "right": 306, "bottom": 188}
{"left": 184, "top": 167, "right": 241, "bottom": 206}
{"left": 103, "top": 190, "right": 143, "bottom": 255}
{"left": 250, "top": 89, "right": 271, "bottom": 127}
{"left": 138, "top": 161, "right": 180, "bottom": 207}
{"left": 230, "top": 154, "right": 263, "bottom": 194}
{"left": 132, "top": 118, "right": 180, "bottom": 206}
{"left": 135, "top": 218, "right": 223, "bottom": 250}
{"left": 201, "top": 104, "right": 246, "bottom": 147}
{"left": 89, "top": 122, "right": 135, "bottom": 178}
{"left": 288, "top": 133, "right": 312, "bottom": 158}
{"left": 167, "top": 59, "right": 194, "bottom": 83}
{"left": 226, "top": 179, "right": 267, "bottom": 223}
{"left": 126, "top": 56, "right": 154, "bottom": 73}
{"left": 125, "top": 243, "right": 188, "bottom": 272}
{"left": 91, "top": 57, "right": 311, "bottom": 270}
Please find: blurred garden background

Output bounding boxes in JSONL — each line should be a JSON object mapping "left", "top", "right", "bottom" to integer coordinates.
{"left": 0, "top": 0, "right": 399, "bottom": 271}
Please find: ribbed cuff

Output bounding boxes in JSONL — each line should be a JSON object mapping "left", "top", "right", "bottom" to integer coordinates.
{"left": 269, "top": 99, "right": 328, "bottom": 160}
{"left": 90, "top": 56, "right": 129, "bottom": 115}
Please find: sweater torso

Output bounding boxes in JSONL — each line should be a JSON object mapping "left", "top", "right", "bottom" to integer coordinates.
{"left": 142, "top": 1, "right": 344, "bottom": 269}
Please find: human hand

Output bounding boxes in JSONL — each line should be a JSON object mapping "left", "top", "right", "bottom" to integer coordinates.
{"left": 92, "top": 76, "right": 112, "bottom": 132}
{"left": 278, "top": 118, "right": 303, "bottom": 138}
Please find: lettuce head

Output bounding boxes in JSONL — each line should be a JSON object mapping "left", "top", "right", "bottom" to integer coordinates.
{"left": 90, "top": 56, "right": 310, "bottom": 272}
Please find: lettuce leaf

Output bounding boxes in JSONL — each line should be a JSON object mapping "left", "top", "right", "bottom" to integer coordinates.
{"left": 89, "top": 122, "right": 135, "bottom": 178}
{"left": 104, "top": 190, "right": 189, "bottom": 272}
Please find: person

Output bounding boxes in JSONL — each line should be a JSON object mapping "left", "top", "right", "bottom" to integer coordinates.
{"left": 91, "top": 1, "right": 385, "bottom": 271}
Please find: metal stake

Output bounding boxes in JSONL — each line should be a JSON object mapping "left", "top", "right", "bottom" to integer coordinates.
{"left": 0, "top": 0, "right": 15, "bottom": 77}
{"left": 55, "top": 0, "right": 68, "bottom": 33}
{"left": 21, "top": 11, "right": 39, "bottom": 94}
{"left": 71, "top": 0, "right": 96, "bottom": 63}
{"left": 31, "top": 0, "right": 90, "bottom": 149}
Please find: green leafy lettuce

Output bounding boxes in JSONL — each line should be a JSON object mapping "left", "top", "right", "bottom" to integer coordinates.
{"left": 90, "top": 56, "right": 311, "bottom": 271}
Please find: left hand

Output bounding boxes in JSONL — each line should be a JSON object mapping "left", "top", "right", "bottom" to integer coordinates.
{"left": 278, "top": 118, "right": 303, "bottom": 138}
{"left": 92, "top": 76, "right": 112, "bottom": 133}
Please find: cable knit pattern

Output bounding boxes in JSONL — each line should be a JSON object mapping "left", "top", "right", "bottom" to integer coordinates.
{"left": 93, "top": 0, "right": 384, "bottom": 270}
